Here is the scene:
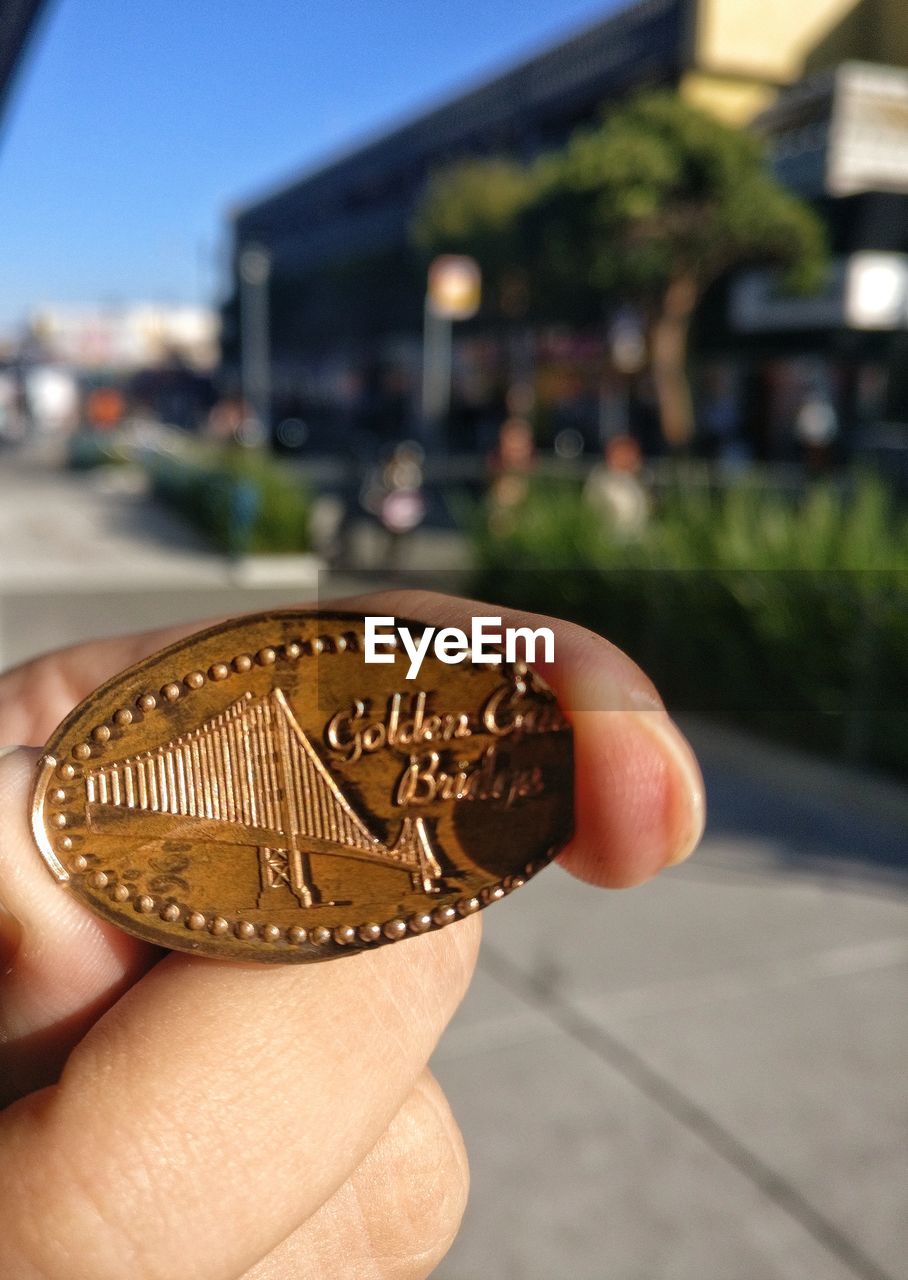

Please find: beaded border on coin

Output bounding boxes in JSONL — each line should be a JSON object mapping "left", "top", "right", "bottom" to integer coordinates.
{"left": 31, "top": 624, "right": 563, "bottom": 960}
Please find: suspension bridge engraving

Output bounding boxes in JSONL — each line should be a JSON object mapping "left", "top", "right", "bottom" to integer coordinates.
{"left": 82, "top": 689, "right": 444, "bottom": 907}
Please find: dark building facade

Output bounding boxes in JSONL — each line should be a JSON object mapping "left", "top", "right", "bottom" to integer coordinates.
{"left": 226, "top": 0, "right": 908, "bottom": 457}
{"left": 712, "top": 62, "right": 908, "bottom": 459}
{"left": 226, "top": 0, "right": 691, "bottom": 446}
{"left": 233, "top": 0, "right": 688, "bottom": 291}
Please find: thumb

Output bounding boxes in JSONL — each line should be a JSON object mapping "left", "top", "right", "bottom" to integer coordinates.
{"left": 0, "top": 748, "right": 158, "bottom": 1107}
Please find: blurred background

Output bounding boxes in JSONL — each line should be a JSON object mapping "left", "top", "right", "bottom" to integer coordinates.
{"left": 0, "top": 1, "right": 905, "bottom": 1277}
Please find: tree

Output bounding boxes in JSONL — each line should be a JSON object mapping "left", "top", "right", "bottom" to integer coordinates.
{"left": 411, "top": 157, "right": 541, "bottom": 320}
{"left": 413, "top": 91, "right": 828, "bottom": 448}
{"left": 411, "top": 157, "right": 533, "bottom": 260}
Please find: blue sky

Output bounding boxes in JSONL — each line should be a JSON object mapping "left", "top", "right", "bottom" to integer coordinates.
{"left": 0, "top": 0, "right": 621, "bottom": 328}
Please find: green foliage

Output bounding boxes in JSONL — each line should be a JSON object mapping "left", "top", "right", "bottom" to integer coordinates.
{"left": 66, "top": 432, "right": 132, "bottom": 470}
{"left": 66, "top": 430, "right": 314, "bottom": 555}
{"left": 412, "top": 90, "right": 828, "bottom": 313}
{"left": 147, "top": 446, "right": 312, "bottom": 556}
{"left": 471, "top": 474, "right": 908, "bottom": 775}
{"left": 475, "top": 471, "right": 908, "bottom": 573}
{"left": 549, "top": 92, "right": 826, "bottom": 297}
{"left": 411, "top": 157, "right": 535, "bottom": 258}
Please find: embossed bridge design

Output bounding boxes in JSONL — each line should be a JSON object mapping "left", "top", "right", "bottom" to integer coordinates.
{"left": 82, "top": 688, "right": 444, "bottom": 908}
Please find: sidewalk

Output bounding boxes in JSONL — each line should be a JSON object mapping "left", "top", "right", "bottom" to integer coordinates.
{"left": 433, "top": 723, "right": 907, "bottom": 1280}
{"left": 0, "top": 453, "right": 351, "bottom": 669}
{"left": 0, "top": 452, "right": 466, "bottom": 668}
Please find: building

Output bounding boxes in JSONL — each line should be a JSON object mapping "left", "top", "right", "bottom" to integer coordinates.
{"left": 711, "top": 61, "right": 908, "bottom": 458}
{"left": 4, "top": 305, "right": 221, "bottom": 436}
{"left": 226, "top": 0, "right": 908, "bottom": 455}
{"left": 26, "top": 303, "right": 220, "bottom": 373}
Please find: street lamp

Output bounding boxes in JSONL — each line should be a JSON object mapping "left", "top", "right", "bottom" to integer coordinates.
{"left": 421, "top": 254, "right": 481, "bottom": 450}
{"left": 601, "top": 306, "right": 646, "bottom": 444}
{"left": 238, "top": 244, "right": 272, "bottom": 437}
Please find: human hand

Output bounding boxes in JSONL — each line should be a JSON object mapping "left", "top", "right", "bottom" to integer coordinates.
{"left": 0, "top": 591, "right": 704, "bottom": 1280}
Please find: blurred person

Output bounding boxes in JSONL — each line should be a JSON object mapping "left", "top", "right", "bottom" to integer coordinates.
{"left": 795, "top": 382, "right": 839, "bottom": 474}
{"left": 360, "top": 440, "right": 428, "bottom": 567}
{"left": 583, "top": 433, "right": 649, "bottom": 539}
{"left": 491, "top": 415, "right": 535, "bottom": 473}
{"left": 308, "top": 492, "right": 347, "bottom": 559}
{"left": 487, "top": 390, "right": 537, "bottom": 525}
{"left": 23, "top": 366, "right": 79, "bottom": 438}
{"left": 700, "top": 367, "right": 744, "bottom": 463}
{"left": 0, "top": 370, "right": 25, "bottom": 445}
{"left": 0, "top": 591, "right": 704, "bottom": 1280}
{"left": 228, "top": 478, "right": 260, "bottom": 561}
{"left": 206, "top": 394, "right": 250, "bottom": 444}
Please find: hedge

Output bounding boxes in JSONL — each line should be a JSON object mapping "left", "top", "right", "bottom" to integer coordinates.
{"left": 471, "top": 474, "right": 908, "bottom": 776}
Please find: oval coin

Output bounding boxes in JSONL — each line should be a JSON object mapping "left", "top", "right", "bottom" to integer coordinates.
{"left": 31, "top": 611, "right": 574, "bottom": 962}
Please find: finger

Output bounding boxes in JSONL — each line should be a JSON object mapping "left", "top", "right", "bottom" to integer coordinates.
{"left": 534, "top": 607, "right": 706, "bottom": 886}
{"left": 0, "top": 621, "right": 199, "bottom": 746}
{"left": 242, "top": 1071, "right": 468, "bottom": 1280}
{"left": 0, "top": 749, "right": 159, "bottom": 1108}
{"left": 0, "top": 913, "right": 481, "bottom": 1280}
{"left": 0, "top": 588, "right": 647, "bottom": 743}
{"left": 340, "top": 591, "right": 705, "bottom": 886}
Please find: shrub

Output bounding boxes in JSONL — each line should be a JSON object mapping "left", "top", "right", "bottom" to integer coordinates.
{"left": 66, "top": 432, "right": 131, "bottom": 470}
{"left": 471, "top": 474, "right": 908, "bottom": 775}
{"left": 147, "top": 445, "right": 312, "bottom": 555}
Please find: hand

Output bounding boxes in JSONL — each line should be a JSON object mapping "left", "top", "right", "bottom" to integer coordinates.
{"left": 0, "top": 591, "right": 704, "bottom": 1280}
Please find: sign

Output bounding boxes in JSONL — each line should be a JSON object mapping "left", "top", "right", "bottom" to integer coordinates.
{"left": 730, "top": 254, "right": 908, "bottom": 333}
{"left": 829, "top": 63, "right": 908, "bottom": 198}
{"left": 730, "top": 263, "right": 846, "bottom": 332}
{"left": 844, "top": 253, "right": 908, "bottom": 329}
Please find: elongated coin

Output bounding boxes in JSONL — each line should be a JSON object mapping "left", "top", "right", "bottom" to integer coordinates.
{"left": 31, "top": 611, "right": 574, "bottom": 962}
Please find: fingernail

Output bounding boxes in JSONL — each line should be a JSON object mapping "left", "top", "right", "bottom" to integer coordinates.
{"left": 565, "top": 666, "right": 664, "bottom": 715}
{"left": 633, "top": 710, "right": 706, "bottom": 867}
{"left": 626, "top": 686, "right": 664, "bottom": 712}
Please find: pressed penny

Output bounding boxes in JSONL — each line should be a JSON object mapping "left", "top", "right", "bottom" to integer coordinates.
{"left": 30, "top": 611, "right": 574, "bottom": 962}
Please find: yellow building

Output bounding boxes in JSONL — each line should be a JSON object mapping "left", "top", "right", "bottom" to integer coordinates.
{"left": 682, "top": 0, "right": 908, "bottom": 124}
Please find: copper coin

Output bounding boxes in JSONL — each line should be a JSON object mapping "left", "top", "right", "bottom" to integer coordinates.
{"left": 30, "top": 611, "right": 574, "bottom": 962}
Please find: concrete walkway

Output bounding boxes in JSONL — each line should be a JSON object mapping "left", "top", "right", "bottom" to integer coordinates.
{"left": 433, "top": 725, "right": 907, "bottom": 1280}
{"left": 0, "top": 451, "right": 463, "bottom": 668}
{"left": 1, "top": 450, "right": 905, "bottom": 1278}
{"left": 0, "top": 452, "right": 353, "bottom": 669}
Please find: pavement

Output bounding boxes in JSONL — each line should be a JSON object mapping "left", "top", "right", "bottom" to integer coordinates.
{"left": 1, "top": 449, "right": 906, "bottom": 1280}
{"left": 0, "top": 449, "right": 468, "bottom": 668}
{"left": 433, "top": 725, "right": 907, "bottom": 1280}
{"left": 0, "top": 450, "right": 360, "bottom": 668}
